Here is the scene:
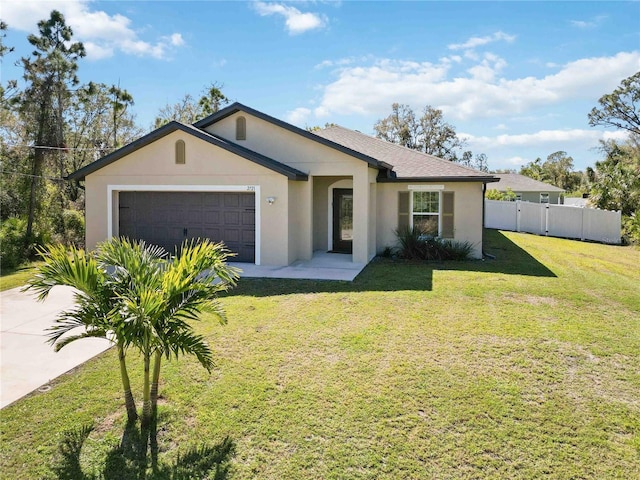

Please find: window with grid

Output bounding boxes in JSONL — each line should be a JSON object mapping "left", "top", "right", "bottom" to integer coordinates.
{"left": 412, "top": 191, "right": 439, "bottom": 236}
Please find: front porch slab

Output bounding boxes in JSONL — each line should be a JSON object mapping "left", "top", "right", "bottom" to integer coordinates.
{"left": 229, "top": 251, "right": 366, "bottom": 281}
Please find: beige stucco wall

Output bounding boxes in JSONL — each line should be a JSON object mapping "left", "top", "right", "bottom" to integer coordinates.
{"left": 376, "top": 182, "right": 485, "bottom": 259}
{"left": 208, "top": 113, "right": 376, "bottom": 263}
{"left": 288, "top": 180, "right": 312, "bottom": 263}
{"left": 84, "top": 130, "right": 292, "bottom": 266}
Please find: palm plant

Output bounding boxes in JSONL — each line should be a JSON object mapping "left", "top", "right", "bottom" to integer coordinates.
{"left": 25, "top": 237, "right": 240, "bottom": 428}
{"left": 24, "top": 243, "right": 139, "bottom": 422}
{"left": 100, "top": 238, "right": 239, "bottom": 427}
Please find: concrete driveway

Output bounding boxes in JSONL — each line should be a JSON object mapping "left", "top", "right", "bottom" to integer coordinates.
{"left": 0, "top": 285, "right": 111, "bottom": 409}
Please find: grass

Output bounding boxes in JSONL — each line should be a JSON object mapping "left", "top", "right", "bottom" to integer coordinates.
{"left": 0, "top": 262, "right": 42, "bottom": 291}
{"left": 1, "top": 230, "right": 639, "bottom": 479}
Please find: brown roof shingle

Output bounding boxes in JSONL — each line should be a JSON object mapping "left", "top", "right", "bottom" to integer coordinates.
{"left": 313, "top": 125, "right": 497, "bottom": 182}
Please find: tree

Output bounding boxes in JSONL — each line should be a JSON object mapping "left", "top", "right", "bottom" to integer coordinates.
{"left": 65, "top": 82, "right": 141, "bottom": 202}
{"left": 417, "top": 105, "right": 464, "bottom": 160}
{"left": 486, "top": 187, "right": 517, "bottom": 201}
{"left": 374, "top": 103, "right": 464, "bottom": 159}
{"left": 589, "top": 139, "right": 640, "bottom": 217}
{"left": 154, "top": 82, "right": 229, "bottom": 128}
{"left": 374, "top": 103, "right": 487, "bottom": 168}
{"left": 25, "top": 237, "right": 240, "bottom": 430}
{"left": 13, "top": 10, "right": 85, "bottom": 247}
{"left": 519, "top": 151, "right": 581, "bottom": 191}
{"left": 519, "top": 157, "right": 543, "bottom": 181}
{"left": 0, "top": 20, "right": 13, "bottom": 58}
{"left": 588, "top": 72, "right": 640, "bottom": 135}
{"left": 373, "top": 103, "right": 420, "bottom": 149}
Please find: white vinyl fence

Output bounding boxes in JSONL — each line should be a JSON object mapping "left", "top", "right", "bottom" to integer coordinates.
{"left": 485, "top": 200, "right": 621, "bottom": 244}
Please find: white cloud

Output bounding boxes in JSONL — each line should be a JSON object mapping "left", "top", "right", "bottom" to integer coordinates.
{"left": 83, "top": 41, "right": 114, "bottom": 60}
{"left": 315, "top": 55, "right": 373, "bottom": 70}
{"left": 312, "top": 51, "right": 640, "bottom": 121}
{"left": 463, "top": 128, "right": 629, "bottom": 150}
{"left": 448, "top": 31, "right": 516, "bottom": 51}
{"left": 285, "top": 107, "right": 312, "bottom": 125}
{"left": 253, "top": 2, "right": 327, "bottom": 35}
{"left": 168, "top": 33, "right": 185, "bottom": 47}
{"left": 2, "top": 0, "right": 185, "bottom": 60}
{"left": 505, "top": 156, "right": 528, "bottom": 166}
{"left": 571, "top": 15, "right": 608, "bottom": 29}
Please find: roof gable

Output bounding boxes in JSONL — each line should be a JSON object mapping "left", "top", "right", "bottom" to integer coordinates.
{"left": 67, "top": 121, "right": 308, "bottom": 181}
{"left": 314, "top": 126, "right": 498, "bottom": 183}
{"left": 195, "top": 102, "right": 391, "bottom": 170}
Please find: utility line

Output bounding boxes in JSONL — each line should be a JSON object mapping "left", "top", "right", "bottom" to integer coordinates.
{"left": 0, "top": 170, "right": 65, "bottom": 181}
{"left": 1, "top": 143, "right": 116, "bottom": 151}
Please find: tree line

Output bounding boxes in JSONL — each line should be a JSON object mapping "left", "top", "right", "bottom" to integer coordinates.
{"left": 0, "top": 11, "right": 230, "bottom": 269}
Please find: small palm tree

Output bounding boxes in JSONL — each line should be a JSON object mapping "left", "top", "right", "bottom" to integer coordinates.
{"left": 25, "top": 237, "right": 239, "bottom": 427}
{"left": 25, "top": 243, "right": 140, "bottom": 422}
{"left": 100, "top": 237, "right": 239, "bottom": 427}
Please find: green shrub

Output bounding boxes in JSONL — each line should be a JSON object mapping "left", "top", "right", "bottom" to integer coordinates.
{"left": 0, "top": 216, "right": 53, "bottom": 271}
{"left": 395, "top": 225, "right": 474, "bottom": 261}
{"left": 1, "top": 217, "right": 27, "bottom": 270}
{"left": 61, "top": 209, "right": 85, "bottom": 248}
{"left": 622, "top": 213, "right": 640, "bottom": 245}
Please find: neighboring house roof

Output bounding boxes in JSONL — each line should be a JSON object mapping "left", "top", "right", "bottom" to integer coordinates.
{"left": 67, "top": 120, "right": 309, "bottom": 181}
{"left": 195, "top": 102, "right": 393, "bottom": 170}
{"left": 314, "top": 125, "right": 498, "bottom": 183}
{"left": 491, "top": 173, "right": 564, "bottom": 192}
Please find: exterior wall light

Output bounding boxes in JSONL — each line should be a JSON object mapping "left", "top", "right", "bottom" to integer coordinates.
{"left": 266, "top": 196, "right": 276, "bottom": 205}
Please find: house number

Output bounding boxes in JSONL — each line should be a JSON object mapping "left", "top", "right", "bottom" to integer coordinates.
{"left": 246, "top": 186, "right": 256, "bottom": 191}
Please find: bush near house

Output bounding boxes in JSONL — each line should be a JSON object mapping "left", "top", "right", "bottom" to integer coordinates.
{"left": 395, "top": 225, "right": 474, "bottom": 260}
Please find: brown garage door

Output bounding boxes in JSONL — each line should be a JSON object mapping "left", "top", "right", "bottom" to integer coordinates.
{"left": 119, "top": 191, "right": 255, "bottom": 262}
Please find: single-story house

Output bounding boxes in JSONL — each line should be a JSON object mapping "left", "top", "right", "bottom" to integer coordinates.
{"left": 490, "top": 173, "right": 564, "bottom": 204}
{"left": 69, "top": 103, "right": 498, "bottom": 266}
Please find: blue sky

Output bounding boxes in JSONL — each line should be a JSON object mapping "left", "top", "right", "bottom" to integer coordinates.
{"left": 3, "top": 1, "right": 639, "bottom": 171}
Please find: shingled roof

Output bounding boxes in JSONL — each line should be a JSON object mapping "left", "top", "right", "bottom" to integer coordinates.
{"left": 313, "top": 125, "right": 497, "bottom": 183}
{"left": 492, "top": 173, "right": 564, "bottom": 192}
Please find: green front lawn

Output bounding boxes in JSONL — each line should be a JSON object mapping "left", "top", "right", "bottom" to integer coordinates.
{"left": 0, "top": 262, "right": 42, "bottom": 292}
{"left": 1, "top": 230, "right": 639, "bottom": 479}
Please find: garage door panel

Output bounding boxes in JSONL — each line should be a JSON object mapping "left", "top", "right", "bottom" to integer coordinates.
{"left": 242, "top": 211, "right": 254, "bottom": 225}
{"left": 203, "top": 210, "right": 220, "bottom": 224}
{"left": 223, "top": 211, "right": 240, "bottom": 225}
{"left": 187, "top": 210, "right": 203, "bottom": 223}
{"left": 224, "top": 194, "right": 240, "bottom": 207}
{"left": 241, "top": 229, "right": 255, "bottom": 243}
{"left": 242, "top": 195, "right": 255, "bottom": 207}
{"left": 118, "top": 191, "right": 255, "bottom": 262}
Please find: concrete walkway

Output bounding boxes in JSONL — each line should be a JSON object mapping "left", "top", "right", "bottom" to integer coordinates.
{"left": 229, "top": 251, "right": 367, "bottom": 281}
{"left": 0, "top": 286, "right": 112, "bottom": 409}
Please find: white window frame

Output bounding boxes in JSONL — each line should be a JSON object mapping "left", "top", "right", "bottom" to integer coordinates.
{"left": 540, "top": 192, "right": 549, "bottom": 204}
{"left": 410, "top": 190, "right": 441, "bottom": 236}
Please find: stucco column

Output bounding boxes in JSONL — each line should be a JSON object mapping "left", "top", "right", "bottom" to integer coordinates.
{"left": 352, "top": 167, "right": 370, "bottom": 264}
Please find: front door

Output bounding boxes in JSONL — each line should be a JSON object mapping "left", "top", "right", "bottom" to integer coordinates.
{"left": 332, "top": 188, "right": 353, "bottom": 253}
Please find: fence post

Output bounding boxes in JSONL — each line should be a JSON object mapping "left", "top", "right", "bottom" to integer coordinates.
{"left": 516, "top": 200, "right": 521, "bottom": 232}
{"left": 545, "top": 204, "right": 549, "bottom": 236}
{"left": 580, "top": 207, "right": 585, "bottom": 241}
